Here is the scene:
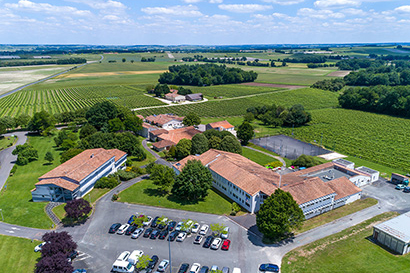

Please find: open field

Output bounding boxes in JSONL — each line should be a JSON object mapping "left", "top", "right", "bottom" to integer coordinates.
{"left": 118, "top": 179, "right": 232, "bottom": 215}
{"left": 0, "top": 135, "right": 59, "bottom": 229}
{"left": 61, "top": 70, "right": 168, "bottom": 78}
{"left": 0, "top": 235, "right": 40, "bottom": 272}
{"left": 241, "top": 147, "right": 280, "bottom": 166}
{"left": 281, "top": 212, "right": 409, "bottom": 273}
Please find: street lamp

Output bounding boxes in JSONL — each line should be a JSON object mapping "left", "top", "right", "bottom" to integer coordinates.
{"left": 167, "top": 225, "right": 172, "bottom": 273}
{"left": 0, "top": 209, "right": 3, "bottom": 222}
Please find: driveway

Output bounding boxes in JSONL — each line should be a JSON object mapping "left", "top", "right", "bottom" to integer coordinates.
{"left": 0, "top": 131, "right": 27, "bottom": 190}
{"left": 141, "top": 139, "right": 172, "bottom": 168}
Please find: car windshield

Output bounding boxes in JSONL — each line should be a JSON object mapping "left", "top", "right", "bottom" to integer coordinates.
{"left": 127, "top": 263, "right": 133, "bottom": 270}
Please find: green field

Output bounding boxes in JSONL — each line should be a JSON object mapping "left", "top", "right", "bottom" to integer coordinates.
{"left": 242, "top": 147, "right": 279, "bottom": 166}
{"left": 0, "top": 135, "right": 58, "bottom": 229}
{"left": 118, "top": 179, "right": 232, "bottom": 215}
{"left": 0, "top": 235, "right": 41, "bottom": 272}
{"left": 0, "top": 135, "right": 16, "bottom": 150}
{"left": 281, "top": 212, "right": 410, "bottom": 273}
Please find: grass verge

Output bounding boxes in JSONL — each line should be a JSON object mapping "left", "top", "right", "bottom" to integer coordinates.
{"left": 118, "top": 179, "right": 232, "bottom": 215}
{"left": 0, "top": 135, "right": 17, "bottom": 150}
{"left": 281, "top": 212, "right": 408, "bottom": 273}
{"left": 297, "top": 198, "right": 378, "bottom": 234}
{"left": 0, "top": 235, "right": 40, "bottom": 272}
{"left": 242, "top": 146, "right": 280, "bottom": 166}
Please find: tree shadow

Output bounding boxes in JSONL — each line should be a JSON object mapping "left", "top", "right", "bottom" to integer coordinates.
{"left": 365, "top": 235, "right": 401, "bottom": 255}
{"left": 43, "top": 162, "right": 53, "bottom": 166}
{"left": 143, "top": 187, "right": 167, "bottom": 197}
{"left": 166, "top": 194, "right": 201, "bottom": 206}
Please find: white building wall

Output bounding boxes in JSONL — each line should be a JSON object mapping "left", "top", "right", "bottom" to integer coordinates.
{"left": 299, "top": 194, "right": 336, "bottom": 219}
{"left": 333, "top": 192, "right": 361, "bottom": 209}
{"left": 162, "top": 120, "right": 183, "bottom": 129}
{"left": 349, "top": 175, "right": 371, "bottom": 187}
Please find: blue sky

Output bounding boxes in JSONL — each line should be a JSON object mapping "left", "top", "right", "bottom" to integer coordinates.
{"left": 1, "top": 0, "right": 410, "bottom": 45}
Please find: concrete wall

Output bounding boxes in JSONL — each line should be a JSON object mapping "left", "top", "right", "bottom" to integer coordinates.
{"left": 373, "top": 228, "right": 410, "bottom": 255}
{"left": 349, "top": 175, "right": 371, "bottom": 187}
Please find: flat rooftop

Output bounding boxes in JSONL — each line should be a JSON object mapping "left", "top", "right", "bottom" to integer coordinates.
{"left": 374, "top": 211, "right": 410, "bottom": 243}
{"left": 333, "top": 158, "right": 354, "bottom": 167}
{"left": 356, "top": 166, "right": 379, "bottom": 174}
{"left": 307, "top": 168, "right": 352, "bottom": 182}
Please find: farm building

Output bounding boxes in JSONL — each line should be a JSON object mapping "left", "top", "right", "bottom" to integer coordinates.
{"left": 152, "top": 126, "right": 201, "bottom": 152}
{"left": 205, "top": 120, "right": 235, "bottom": 133}
{"left": 165, "top": 90, "right": 186, "bottom": 103}
{"left": 31, "top": 148, "right": 126, "bottom": 202}
{"left": 391, "top": 173, "right": 409, "bottom": 185}
{"left": 373, "top": 211, "right": 410, "bottom": 255}
{"left": 186, "top": 93, "right": 203, "bottom": 101}
{"left": 145, "top": 114, "right": 184, "bottom": 130}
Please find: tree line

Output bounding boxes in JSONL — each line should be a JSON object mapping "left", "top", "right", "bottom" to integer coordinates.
{"left": 158, "top": 64, "right": 258, "bottom": 86}
{"left": 246, "top": 104, "right": 312, "bottom": 127}
{"left": 0, "top": 57, "right": 86, "bottom": 67}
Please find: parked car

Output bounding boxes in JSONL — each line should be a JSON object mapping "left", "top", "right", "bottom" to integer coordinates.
{"left": 157, "top": 259, "right": 170, "bottom": 272}
{"left": 199, "top": 266, "right": 209, "bottom": 273}
{"left": 117, "top": 224, "right": 130, "bottom": 235}
{"left": 147, "top": 255, "right": 159, "bottom": 272}
{"left": 221, "top": 227, "right": 230, "bottom": 239}
{"left": 125, "top": 225, "right": 137, "bottom": 236}
{"left": 150, "top": 229, "right": 160, "bottom": 239}
{"left": 131, "top": 227, "right": 144, "bottom": 239}
{"left": 151, "top": 216, "right": 161, "bottom": 228}
{"left": 116, "top": 251, "right": 131, "bottom": 262}
{"left": 168, "top": 221, "right": 177, "bottom": 231}
{"left": 168, "top": 231, "right": 179, "bottom": 241}
{"left": 159, "top": 229, "right": 169, "bottom": 240}
{"left": 232, "top": 268, "right": 241, "bottom": 273}
{"left": 109, "top": 223, "right": 121, "bottom": 234}
{"left": 191, "top": 223, "right": 200, "bottom": 233}
{"left": 210, "top": 265, "right": 219, "bottom": 272}
{"left": 158, "top": 218, "right": 169, "bottom": 229}
{"left": 199, "top": 224, "right": 209, "bottom": 235}
{"left": 258, "top": 263, "right": 280, "bottom": 272}
{"left": 175, "top": 221, "right": 184, "bottom": 231}
{"left": 143, "top": 227, "right": 153, "bottom": 238}
{"left": 203, "top": 236, "right": 213, "bottom": 248}
{"left": 67, "top": 250, "right": 79, "bottom": 262}
{"left": 34, "top": 242, "right": 46, "bottom": 252}
{"left": 222, "top": 267, "right": 230, "bottom": 273}
{"left": 73, "top": 270, "right": 87, "bottom": 273}
{"left": 211, "top": 238, "right": 222, "bottom": 250}
{"left": 112, "top": 260, "right": 134, "bottom": 273}
{"left": 177, "top": 232, "right": 187, "bottom": 242}
{"left": 182, "top": 220, "right": 194, "bottom": 232}
{"left": 128, "top": 250, "right": 144, "bottom": 265}
{"left": 221, "top": 239, "right": 231, "bottom": 251}
{"left": 193, "top": 235, "right": 204, "bottom": 244}
{"left": 178, "top": 263, "right": 190, "bottom": 273}
{"left": 127, "top": 214, "right": 138, "bottom": 225}
{"left": 404, "top": 186, "right": 410, "bottom": 193}
{"left": 395, "top": 184, "right": 405, "bottom": 190}
{"left": 143, "top": 216, "right": 153, "bottom": 226}
{"left": 189, "top": 263, "right": 201, "bottom": 273}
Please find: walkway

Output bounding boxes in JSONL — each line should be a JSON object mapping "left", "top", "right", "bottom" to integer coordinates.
{"left": 243, "top": 146, "right": 286, "bottom": 167}
{"left": 0, "top": 222, "right": 47, "bottom": 240}
{"left": 141, "top": 139, "right": 172, "bottom": 168}
{"left": 0, "top": 131, "right": 28, "bottom": 190}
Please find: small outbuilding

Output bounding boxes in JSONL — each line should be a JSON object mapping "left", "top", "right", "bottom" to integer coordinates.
{"left": 186, "top": 93, "right": 203, "bottom": 101}
{"left": 373, "top": 211, "right": 410, "bottom": 255}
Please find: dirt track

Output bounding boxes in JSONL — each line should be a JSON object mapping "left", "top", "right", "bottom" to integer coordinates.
{"left": 61, "top": 70, "right": 168, "bottom": 78}
{"left": 327, "top": 70, "right": 351, "bottom": 77}
{"left": 240, "top": 82, "right": 306, "bottom": 89}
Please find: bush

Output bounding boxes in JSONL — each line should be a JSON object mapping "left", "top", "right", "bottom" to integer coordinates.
{"left": 112, "top": 194, "right": 119, "bottom": 201}
{"left": 231, "top": 202, "right": 241, "bottom": 216}
{"left": 10, "top": 164, "right": 17, "bottom": 174}
{"left": 94, "top": 176, "right": 119, "bottom": 189}
{"left": 292, "top": 154, "right": 321, "bottom": 168}
{"left": 117, "top": 169, "right": 137, "bottom": 181}
{"left": 265, "top": 161, "right": 283, "bottom": 168}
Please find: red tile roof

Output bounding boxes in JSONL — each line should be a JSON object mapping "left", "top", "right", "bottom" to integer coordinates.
{"left": 207, "top": 120, "right": 234, "bottom": 129}
{"left": 152, "top": 139, "right": 176, "bottom": 149}
{"left": 158, "top": 126, "right": 201, "bottom": 144}
{"left": 327, "top": 176, "right": 362, "bottom": 200}
{"left": 145, "top": 114, "right": 184, "bottom": 127}
{"left": 282, "top": 177, "right": 335, "bottom": 205}
{"left": 150, "top": 129, "right": 169, "bottom": 136}
{"left": 36, "top": 178, "right": 79, "bottom": 192}
{"left": 136, "top": 115, "right": 144, "bottom": 120}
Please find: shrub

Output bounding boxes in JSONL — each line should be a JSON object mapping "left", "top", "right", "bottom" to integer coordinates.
{"left": 117, "top": 169, "right": 137, "bottom": 181}
{"left": 265, "top": 161, "right": 283, "bottom": 168}
{"left": 10, "top": 164, "right": 17, "bottom": 174}
{"left": 112, "top": 194, "right": 119, "bottom": 201}
{"left": 94, "top": 176, "right": 119, "bottom": 189}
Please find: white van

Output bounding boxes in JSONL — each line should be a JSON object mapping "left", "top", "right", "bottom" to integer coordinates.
{"left": 128, "top": 250, "right": 144, "bottom": 265}
{"left": 232, "top": 268, "right": 241, "bottom": 273}
{"left": 112, "top": 260, "right": 135, "bottom": 273}
{"left": 221, "top": 226, "right": 230, "bottom": 239}
{"left": 116, "top": 251, "right": 130, "bottom": 261}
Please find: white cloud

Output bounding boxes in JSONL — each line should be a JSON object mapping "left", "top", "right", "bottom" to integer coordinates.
{"left": 314, "top": 0, "right": 360, "bottom": 8}
{"left": 218, "top": 4, "right": 272, "bottom": 13}
{"left": 395, "top": 5, "right": 410, "bottom": 13}
{"left": 182, "top": 0, "right": 202, "bottom": 3}
{"left": 262, "top": 0, "right": 304, "bottom": 5}
{"left": 342, "top": 8, "right": 367, "bottom": 16}
{"left": 86, "top": 0, "right": 126, "bottom": 10}
{"left": 298, "top": 8, "right": 345, "bottom": 19}
{"left": 141, "top": 5, "right": 203, "bottom": 17}
{"left": 209, "top": 0, "right": 223, "bottom": 3}
{"left": 5, "top": 0, "right": 91, "bottom": 16}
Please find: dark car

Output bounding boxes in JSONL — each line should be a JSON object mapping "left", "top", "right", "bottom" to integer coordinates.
{"left": 67, "top": 250, "right": 79, "bottom": 262}
{"left": 159, "top": 229, "right": 169, "bottom": 240}
{"left": 178, "top": 263, "right": 189, "bottom": 273}
{"left": 108, "top": 223, "right": 121, "bottom": 233}
{"left": 150, "top": 229, "right": 160, "bottom": 239}
{"left": 168, "top": 231, "right": 179, "bottom": 241}
{"left": 259, "top": 263, "right": 280, "bottom": 272}
{"left": 199, "top": 266, "right": 209, "bottom": 273}
{"left": 127, "top": 215, "right": 136, "bottom": 225}
{"left": 151, "top": 216, "right": 160, "bottom": 228}
{"left": 158, "top": 220, "right": 169, "bottom": 230}
{"left": 143, "top": 227, "right": 153, "bottom": 238}
{"left": 125, "top": 225, "right": 137, "bottom": 236}
{"left": 404, "top": 186, "right": 410, "bottom": 193}
{"left": 146, "top": 255, "right": 159, "bottom": 272}
{"left": 203, "top": 236, "right": 213, "bottom": 248}
{"left": 168, "top": 221, "right": 177, "bottom": 231}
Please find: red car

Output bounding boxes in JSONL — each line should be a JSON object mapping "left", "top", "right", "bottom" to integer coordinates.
{"left": 221, "top": 239, "right": 230, "bottom": 250}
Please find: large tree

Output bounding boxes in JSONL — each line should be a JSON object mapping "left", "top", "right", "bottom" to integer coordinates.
{"left": 60, "top": 148, "right": 83, "bottom": 164}
{"left": 28, "top": 110, "right": 55, "bottom": 133}
{"left": 237, "top": 121, "right": 254, "bottom": 145}
{"left": 85, "top": 101, "right": 118, "bottom": 130}
{"left": 150, "top": 164, "right": 175, "bottom": 193}
{"left": 176, "top": 138, "right": 192, "bottom": 159}
{"left": 79, "top": 123, "right": 97, "bottom": 139}
{"left": 41, "top": 231, "right": 77, "bottom": 257}
{"left": 256, "top": 188, "right": 304, "bottom": 240}
{"left": 35, "top": 253, "right": 74, "bottom": 273}
{"left": 183, "top": 112, "right": 201, "bottom": 126}
{"left": 219, "top": 135, "right": 242, "bottom": 154}
{"left": 64, "top": 198, "right": 92, "bottom": 221}
{"left": 208, "top": 136, "right": 221, "bottom": 150}
{"left": 172, "top": 160, "right": 213, "bottom": 201}
{"left": 191, "top": 133, "right": 209, "bottom": 155}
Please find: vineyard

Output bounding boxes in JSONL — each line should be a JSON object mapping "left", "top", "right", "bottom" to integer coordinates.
{"left": 272, "top": 108, "right": 410, "bottom": 172}
{"left": 0, "top": 85, "right": 166, "bottom": 117}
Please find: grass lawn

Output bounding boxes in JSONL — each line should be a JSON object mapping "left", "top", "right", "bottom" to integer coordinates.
{"left": 0, "top": 235, "right": 41, "bottom": 272}
{"left": 0, "top": 135, "right": 17, "bottom": 150}
{"left": 0, "top": 135, "right": 59, "bottom": 229}
{"left": 297, "top": 198, "right": 378, "bottom": 234}
{"left": 281, "top": 212, "right": 410, "bottom": 273}
{"left": 118, "top": 179, "right": 232, "bottom": 215}
{"left": 242, "top": 146, "right": 279, "bottom": 166}
{"left": 129, "top": 150, "right": 156, "bottom": 168}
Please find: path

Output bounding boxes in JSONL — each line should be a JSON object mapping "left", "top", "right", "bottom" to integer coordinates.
{"left": 0, "top": 131, "right": 28, "bottom": 190}
{"left": 241, "top": 82, "right": 307, "bottom": 90}
{"left": 166, "top": 51, "right": 175, "bottom": 59}
{"left": 243, "top": 146, "right": 286, "bottom": 167}
{"left": 0, "top": 222, "right": 48, "bottom": 240}
{"left": 141, "top": 139, "right": 172, "bottom": 167}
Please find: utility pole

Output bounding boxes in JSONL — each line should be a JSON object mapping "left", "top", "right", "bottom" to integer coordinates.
{"left": 168, "top": 225, "right": 172, "bottom": 273}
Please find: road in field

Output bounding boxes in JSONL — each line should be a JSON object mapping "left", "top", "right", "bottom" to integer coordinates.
{"left": 166, "top": 51, "right": 175, "bottom": 59}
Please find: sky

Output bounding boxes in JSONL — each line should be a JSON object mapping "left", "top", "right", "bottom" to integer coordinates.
{"left": 1, "top": 0, "right": 410, "bottom": 45}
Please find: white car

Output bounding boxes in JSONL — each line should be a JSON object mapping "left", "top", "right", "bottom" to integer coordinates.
{"left": 175, "top": 221, "right": 184, "bottom": 231}
{"left": 189, "top": 263, "right": 201, "bottom": 273}
{"left": 211, "top": 238, "right": 222, "bottom": 250}
{"left": 199, "top": 224, "right": 209, "bottom": 235}
{"left": 210, "top": 265, "right": 219, "bottom": 272}
{"left": 191, "top": 223, "right": 200, "bottom": 233}
{"left": 176, "top": 232, "right": 187, "bottom": 242}
{"left": 131, "top": 227, "right": 144, "bottom": 239}
{"left": 116, "top": 251, "right": 131, "bottom": 261}
{"left": 34, "top": 242, "right": 46, "bottom": 252}
{"left": 221, "top": 226, "right": 230, "bottom": 239}
{"left": 143, "top": 216, "right": 153, "bottom": 226}
{"left": 117, "top": 224, "right": 130, "bottom": 235}
{"left": 157, "top": 259, "right": 169, "bottom": 272}
{"left": 128, "top": 250, "right": 143, "bottom": 265}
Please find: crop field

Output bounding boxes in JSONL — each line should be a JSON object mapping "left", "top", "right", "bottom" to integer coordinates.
{"left": 0, "top": 85, "right": 165, "bottom": 117}
{"left": 73, "top": 61, "right": 171, "bottom": 73}
{"left": 188, "top": 84, "right": 284, "bottom": 99}
{"left": 101, "top": 53, "right": 171, "bottom": 63}
{"left": 135, "top": 88, "right": 339, "bottom": 117}
{"left": 269, "top": 108, "right": 410, "bottom": 172}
